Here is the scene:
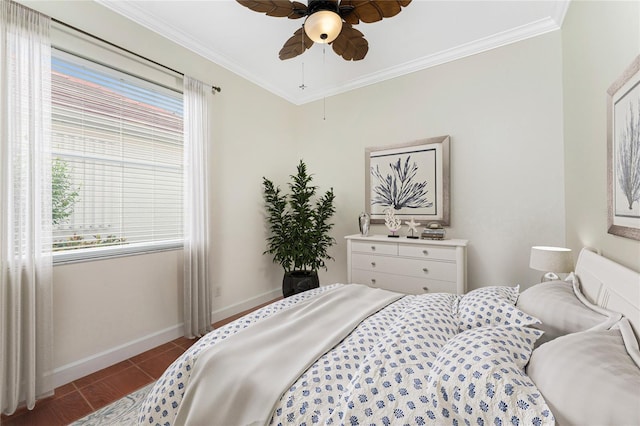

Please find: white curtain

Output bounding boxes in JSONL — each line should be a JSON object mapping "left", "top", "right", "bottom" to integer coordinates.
{"left": 0, "top": 0, "right": 53, "bottom": 415}
{"left": 183, "top": 76, "right": 212, "bottom": 338}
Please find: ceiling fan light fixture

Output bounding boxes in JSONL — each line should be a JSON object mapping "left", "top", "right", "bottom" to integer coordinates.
{"left": 304, "top": 10, "right": 342, "bottom": 44}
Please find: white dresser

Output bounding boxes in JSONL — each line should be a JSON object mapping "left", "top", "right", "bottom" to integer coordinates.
{"left": 345, "top": 234, "right": 468, "bottom": 294}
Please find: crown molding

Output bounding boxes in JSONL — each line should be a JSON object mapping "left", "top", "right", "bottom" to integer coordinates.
{"left": 95, "top": 0, "right": 299, "bottom": 103}
{"left": 96, "top": 0, "right": 568, "bottom": 106}
{"left": 296, "top": 15, "right": 564, "bottom": 104}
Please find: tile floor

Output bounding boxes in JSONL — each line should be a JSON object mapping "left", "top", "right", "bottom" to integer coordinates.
{"left": 1, "top": 298, "right": 278, "bottom": 426}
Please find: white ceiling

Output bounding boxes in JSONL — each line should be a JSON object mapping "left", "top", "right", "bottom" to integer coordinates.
{"left": 97, "top": 0, "right": 569, "bottom": 105}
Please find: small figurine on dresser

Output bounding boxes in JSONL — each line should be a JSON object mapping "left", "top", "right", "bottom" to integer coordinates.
{"left": 384, "top": 208, "right": 402, "bottom": 237}
{"left": 405, "top": 217, "right": 421, "bottom": 239}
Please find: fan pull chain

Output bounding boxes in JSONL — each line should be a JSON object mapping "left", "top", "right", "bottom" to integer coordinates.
{"left": 299, "top": 62, "right": 306, "bottom": 90}
{"left": 323, "top": 97, "right": 326, "bottom": 121}
{"left": 323, "top": 45, "right": 326, "bottom": 121}
{"left": 299, "top": 25, "right": 307, "bottom": 90}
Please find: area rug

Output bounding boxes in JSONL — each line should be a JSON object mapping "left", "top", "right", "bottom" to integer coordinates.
{"left": 71, "top": 383, "right": 154, "bottom": 425}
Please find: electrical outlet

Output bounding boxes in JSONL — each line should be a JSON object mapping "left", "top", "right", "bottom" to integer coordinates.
{"left": 214, "top": 286, "right": 221, "bottom": 297}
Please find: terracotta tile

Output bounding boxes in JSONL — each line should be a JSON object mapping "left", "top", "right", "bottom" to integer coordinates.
{"left": 48, "top": 390, "right": 95, "bottom": 424}
{"left": 1, "top": 381, "right": 83, "bottom": 424}
{"left": 136, "top": 346, "right": 185, "bottom": 379}
{"left": 172, "top": 336, "right": 198, "bottom": 350}
{"left": 80, "top": 366, "right": 153, "bottom": 410}
{"left": 1, "top": 405, "right": 29, "bottom": 421}
{"left": 2, "top": 391, "right": 90, "bottom": 426}
{"left": 73, "top": 359, "right": 134, "bottom": 389}
{"left": 53, "top": 382, "right": 77, "bottom": 398}
{"left": 0, "top": 391, "right": 54, "bottom": 423}
{"left": 130, "top": 341, "right": 176, "bottom": 364}
{"left": 1, "top": 404, "right": 65, "bottom": 426}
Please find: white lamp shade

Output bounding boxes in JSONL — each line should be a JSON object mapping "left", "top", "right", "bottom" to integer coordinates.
{"left": 304, "top": 10, "right": 343, "bottom": 44}
{"left": 529, "top": 246, "right": 574, "bottom": 273}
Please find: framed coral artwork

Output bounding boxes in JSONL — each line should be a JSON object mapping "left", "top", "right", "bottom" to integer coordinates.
{"left": 365, "top": 136, "right": 450, "bottom": 225}
{"left": 607, "top": 55, "right": 640, "bottom": 240}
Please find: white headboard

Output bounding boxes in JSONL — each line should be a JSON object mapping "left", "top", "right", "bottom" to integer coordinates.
{"left": 575, "top": 248, "right": 640, "bottom": 338}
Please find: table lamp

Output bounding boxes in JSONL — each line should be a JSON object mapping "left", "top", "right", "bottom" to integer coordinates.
{"left": 529, "top": 246, "right": 573, "bottom": 282}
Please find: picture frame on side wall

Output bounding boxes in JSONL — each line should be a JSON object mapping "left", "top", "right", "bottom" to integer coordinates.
{"left": 607, "top": 55, "right": 640, "bottom": 241}
{"left": 365, "top": 136, "right": 450, "bottom": 226}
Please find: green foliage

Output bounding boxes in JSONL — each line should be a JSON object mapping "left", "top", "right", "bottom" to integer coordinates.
{"left": 262, "top": 160, "right": 336, "bottom": 273}
{"left": 52, "top": 158, "right": 80, "bottom": 225}
{"left": 53, "top": 234, "right": 127, "bottom": 251}
{"left": 51, "top": 158, "right": 126, "bottom": 251}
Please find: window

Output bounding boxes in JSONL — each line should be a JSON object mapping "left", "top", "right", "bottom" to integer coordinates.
{"left": 51, "top": 50, "right": 184, "bottom": 262}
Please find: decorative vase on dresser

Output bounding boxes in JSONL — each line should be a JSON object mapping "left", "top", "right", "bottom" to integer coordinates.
{"left": 345, "top": 234, "right": 468, "bottom": 294}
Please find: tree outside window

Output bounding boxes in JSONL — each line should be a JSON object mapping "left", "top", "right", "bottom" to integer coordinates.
{"left": 52, "top": 158, "right": 79, "bottom": 226}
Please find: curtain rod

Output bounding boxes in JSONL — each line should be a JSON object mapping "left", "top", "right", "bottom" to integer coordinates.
{"left": 51, "top": 17, "right": 222, "bottom": 93}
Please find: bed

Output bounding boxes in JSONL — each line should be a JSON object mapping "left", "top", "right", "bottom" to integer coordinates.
{"left": 138, "top": 248, "right": 640, "bottom": 425}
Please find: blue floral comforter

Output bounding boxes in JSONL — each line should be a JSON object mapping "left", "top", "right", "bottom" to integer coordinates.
{"left": 138, "top": 284, "right": 553, "bottom": 426}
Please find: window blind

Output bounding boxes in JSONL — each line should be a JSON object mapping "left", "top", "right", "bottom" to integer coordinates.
{"left": 51, "top": 50, "right": 184, "bottom": 262}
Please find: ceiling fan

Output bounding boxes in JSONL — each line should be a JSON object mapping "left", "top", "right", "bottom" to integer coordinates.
{"left": 236, "top": 0, "right": 412, "bottom": 61}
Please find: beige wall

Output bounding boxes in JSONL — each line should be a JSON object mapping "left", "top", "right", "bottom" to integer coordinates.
{"left": 296, "top": 32, "right": 566, "bottom": 291}
{"left": 562, "top": 0, "right": 640, "bottom": 270}
{"left": 52, "top": 251, "right": 183, "bottom": 385}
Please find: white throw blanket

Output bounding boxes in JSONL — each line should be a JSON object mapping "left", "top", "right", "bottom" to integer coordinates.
{"left": 174, "top": 284, "right": 403, "bottom": 426}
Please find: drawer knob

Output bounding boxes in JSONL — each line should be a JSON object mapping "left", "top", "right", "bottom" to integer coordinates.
{"left": 422, "top": 286, "right": 429, "bottom": 292}
{"left": 423, "top": 268, "right": 429, "bottom": 273}
{"left": 371, "top": 262, "right": 376, "bottom": 267}
{"left": 422, "top": 250, "right": 429, "bottom": 255}
{"left": 371, "top": 246, "right": 376, "bottom": 251}
{"left": 371, "top": 279, "right": 376, "bottom": 285}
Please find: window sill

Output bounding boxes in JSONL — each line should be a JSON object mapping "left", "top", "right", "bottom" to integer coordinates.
{"left": 52, "top": 240, "right": 183, "bottom": 265}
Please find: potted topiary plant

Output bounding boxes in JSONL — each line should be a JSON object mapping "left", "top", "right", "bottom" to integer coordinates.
{"left": 262, "top": 160, "right": 336, "bottom": 297}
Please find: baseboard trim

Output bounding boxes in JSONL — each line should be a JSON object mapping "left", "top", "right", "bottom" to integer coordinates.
{"left": 52, "top": 323, "right": 183, "bottom": 388}
{"left": 211, "top": 287, "right": 281, "bottom": 323}
{"left": 52, "top": 287, "right": 281, "bottom": 388}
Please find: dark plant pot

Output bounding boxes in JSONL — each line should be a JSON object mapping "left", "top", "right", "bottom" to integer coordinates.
{"left": 283, "top": 270, "right": 319, "bottom": 298}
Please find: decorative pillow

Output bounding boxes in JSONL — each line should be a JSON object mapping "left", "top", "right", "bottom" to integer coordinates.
{"left": 615, "top": 318, "right": 640, "bottom": 368}
{"left": 527, "top": 319, "right": 640, "bottom": 426}
{"left": 458, "top": 286, "right": 541, "bottom": 332}
{"left": 516, "top": 280, "right": 620, "bottom": 346}
{"left": 425, "top": 326, "right": 553, "bottom": 425}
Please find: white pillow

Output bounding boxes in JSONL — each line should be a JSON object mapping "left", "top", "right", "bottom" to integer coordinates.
{"left": 516, "top": 280, "right": 620, "bottom": 346}
{"left": 426, "top": 325, "right": 553, "bottom": 425}
{"left": 458, "top": 286, "right": 541, "bottom": 332}
{"left": 615, "top": 318, "right": 640, "bottom": 368}
{"left": 527, "top": 319, "right": 640, "bottom": 426}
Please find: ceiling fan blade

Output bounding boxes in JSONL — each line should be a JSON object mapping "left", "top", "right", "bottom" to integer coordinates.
{"left": 236, "top": 0, "right": 307, "bottom": 19}
{"left": 331, "top": 24, "right": 368, "bottom": 61}
{"left": 340, "top": 0, "right": 411, "bottom": 25}
{"left": 279, "top": 27, "right": 314, "bottom": 60}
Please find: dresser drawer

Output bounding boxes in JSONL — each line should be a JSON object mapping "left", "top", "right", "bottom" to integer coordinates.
{"left": 352, "top": 253, "right": 457, "bottom": 282}
{"left": 351, "top": 240, "right": 398, "bottom": 255}
{"left": 398, "top": 244, "right": 456, "bottom": 261}
{"left": 345, "top": 235, "right": 468, "bottom": 295}
{"left": 351, "top": 270, "right": 457, "bottom": 294}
